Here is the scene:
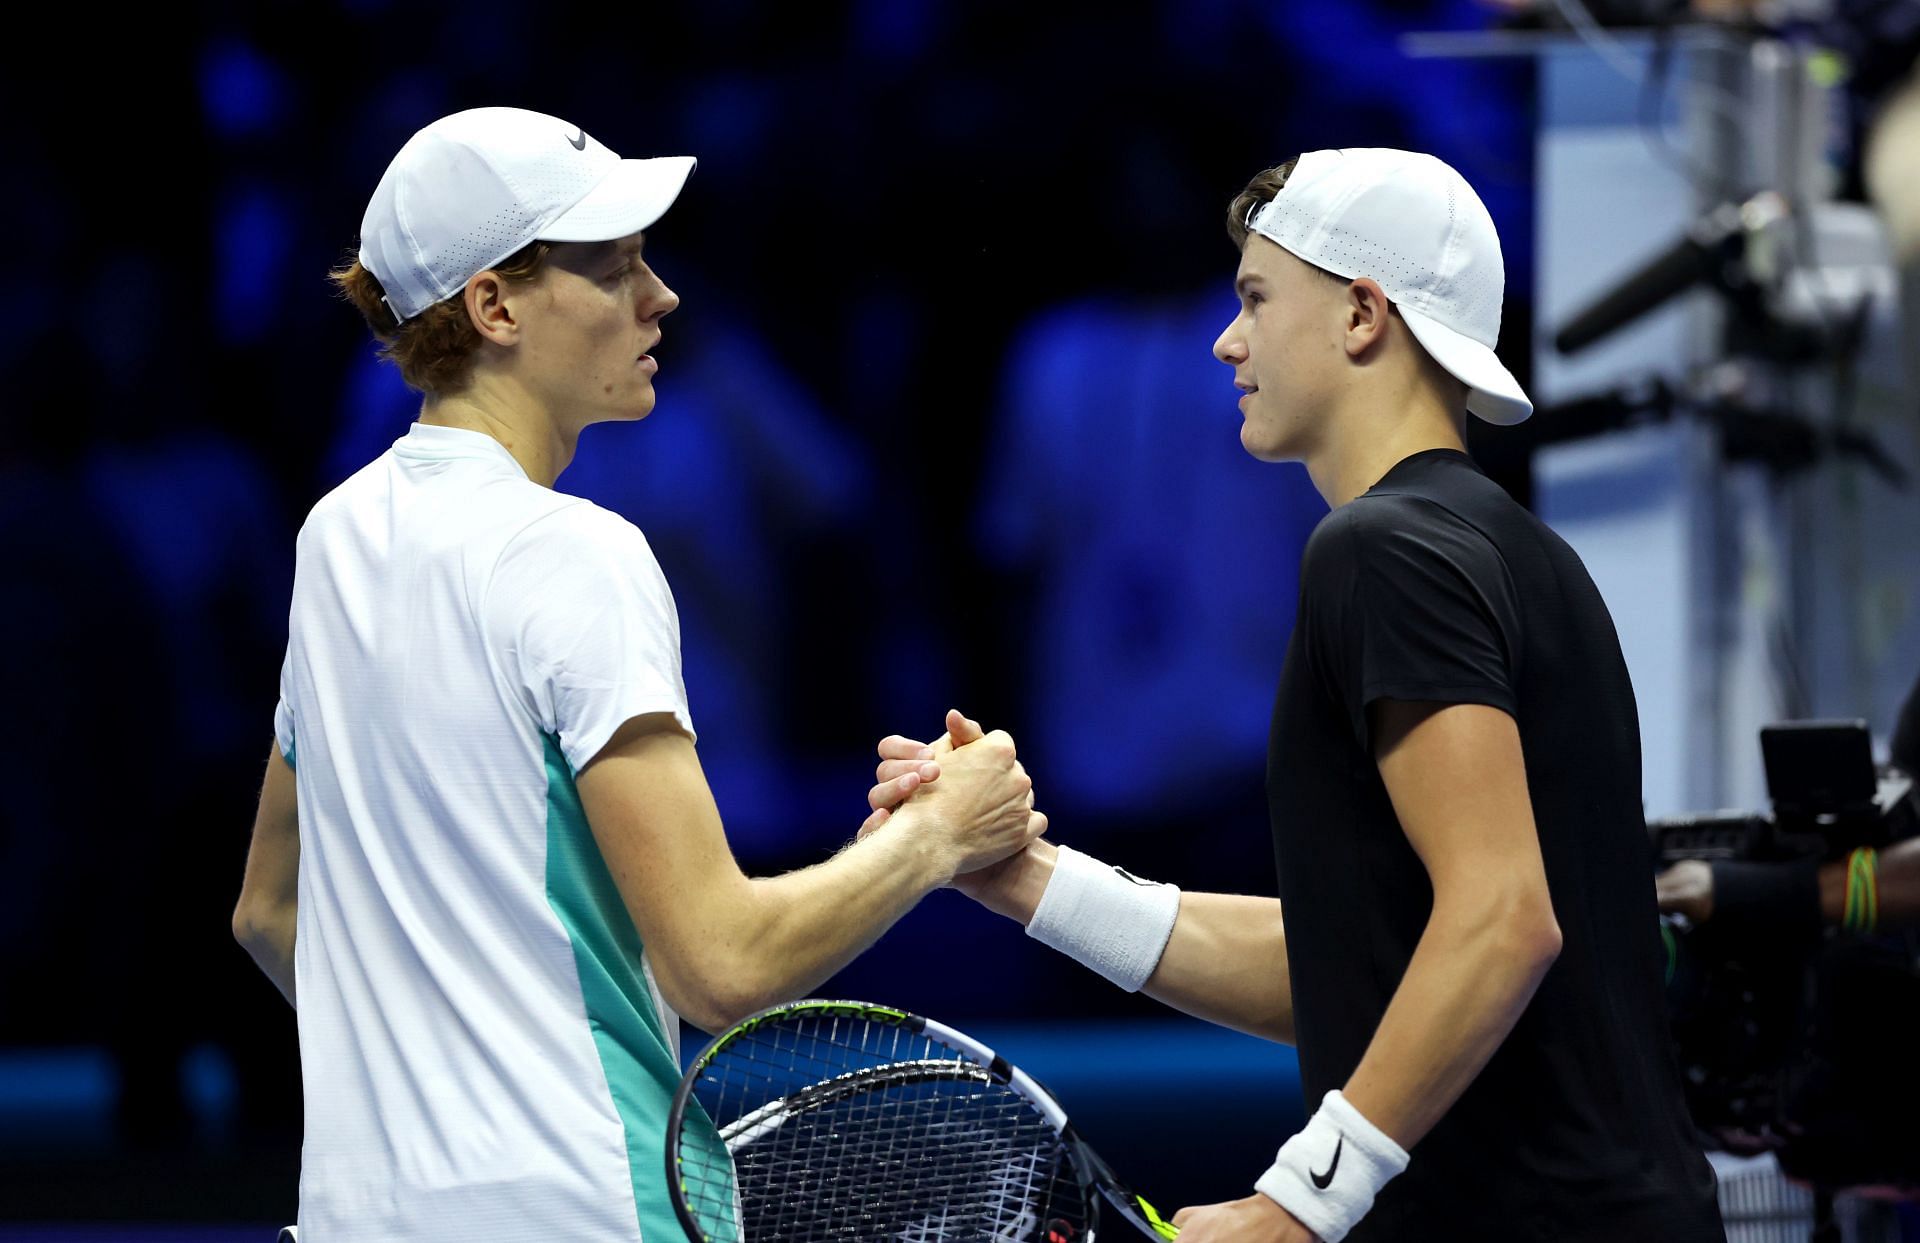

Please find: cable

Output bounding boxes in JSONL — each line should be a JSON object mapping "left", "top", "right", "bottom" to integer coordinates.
{"left": 1639, "top": 14, "right": 1754, "bottom": 202}
{"left": 1544, "top": 0, "right": 1756, "bottom": 199}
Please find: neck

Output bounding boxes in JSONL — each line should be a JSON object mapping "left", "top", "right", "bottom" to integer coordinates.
{"left": 1304, "top": 372, "right": 1467, "bottom": 510}
{"left": 419, "top": 376, "right": 576, "bottom": 488}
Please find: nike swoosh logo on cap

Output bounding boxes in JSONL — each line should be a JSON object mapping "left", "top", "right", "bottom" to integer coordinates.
{"left": 1310, "top": 1136, "right": 1342, "bottom": 1190}
{"left": 567, "top": 128, "right": 587, "bottom": 150}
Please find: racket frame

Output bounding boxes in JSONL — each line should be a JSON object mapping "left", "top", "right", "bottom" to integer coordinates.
{"left": 666, "top": 998, "right": 1178, "bottom": 1242}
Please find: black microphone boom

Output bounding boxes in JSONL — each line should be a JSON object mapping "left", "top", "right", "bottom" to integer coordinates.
{"left": 1554, "top": 200, "right": 1749, "bottom": 355}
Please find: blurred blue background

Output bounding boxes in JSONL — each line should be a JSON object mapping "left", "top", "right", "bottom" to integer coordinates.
{"left": 0, "top": 0, "right": 1578, "bottom": 1230}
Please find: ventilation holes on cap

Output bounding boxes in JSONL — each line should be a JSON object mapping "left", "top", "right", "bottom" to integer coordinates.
{"left": 1266, "top": 197, "right": 1425, "bottom": 293}
{"left": 1263, "top": 192, "right": 1504, "bottom": 333}
{"left": 427, "top": 202, "right": 540, "bottom": 300}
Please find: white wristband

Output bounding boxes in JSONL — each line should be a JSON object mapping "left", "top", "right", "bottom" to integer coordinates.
{"left": 1024, "top": 845, "right": 1180, "bottom": 992}
{"left": 1254, "top": 1090, "right": 1409, "bottom": 1243}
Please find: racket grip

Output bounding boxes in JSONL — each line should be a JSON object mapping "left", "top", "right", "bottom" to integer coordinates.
{"left": 1136, "top": 1195, "right": 1179, "bottom": 1239}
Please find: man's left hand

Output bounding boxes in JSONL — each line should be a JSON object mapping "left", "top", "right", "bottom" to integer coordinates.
{"left": 1170, "top": 1193, "right": 1321, "bottom": 1242}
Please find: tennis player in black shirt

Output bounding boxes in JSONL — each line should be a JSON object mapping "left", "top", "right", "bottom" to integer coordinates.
{"left": 867, "top": 148, "right": 1724, "bottom": 1242}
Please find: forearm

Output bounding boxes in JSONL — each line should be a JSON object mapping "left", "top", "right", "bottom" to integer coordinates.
{"left": 1342, "top": 897, "right": 1559, "bottom": 1148}
{"left": 969, "top": 839, "right": 1294, "bottom": 1043}
{"left": 714, "top": 826, "right": 952, "bottom": 1022}
{"left": 1144, "top": 891, "right": 1294, "bottom": 1044}
{"left": 234, "top": 901, "right": 297, "bottom": 1006}
{"left": 585, "top": 721, "right": 1041, "bottom": 1032}
{"left": 235, "top": 745, "right": 300, "bottom": 1008}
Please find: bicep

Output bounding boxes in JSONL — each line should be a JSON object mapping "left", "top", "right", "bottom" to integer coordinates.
{"left": 238, "top": 744, "right": 300, "bottom": 915}
{"left": 1318, "top": 503, "right": 1519, "bottom": 754}
{"left": 573, "top": 713, "right": 752, "bottom": 980}
{"left": 1370, "top": 701, "right": 1551, "bottom": 911}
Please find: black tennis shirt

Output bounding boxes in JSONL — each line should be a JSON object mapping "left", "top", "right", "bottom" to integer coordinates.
{"left": 1267, "top": 449, "right": 1723, "bottom": 1241}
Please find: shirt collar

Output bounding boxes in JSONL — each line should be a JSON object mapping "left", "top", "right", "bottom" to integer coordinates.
{"left": 392, "top": 422, "right": 529, "bottom": 478}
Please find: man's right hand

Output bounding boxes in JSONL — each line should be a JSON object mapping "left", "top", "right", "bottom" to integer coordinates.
{"left": 867, "top": 712, "right": 1055, "bottom": 916}
{"left": 880, "top": 713, "right": 1047, "bottom": 882}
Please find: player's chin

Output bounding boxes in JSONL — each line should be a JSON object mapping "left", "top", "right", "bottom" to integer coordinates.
{"left": 1237, "top": 417, "right": 1289, "bottom": 463}
{"left": 610, "top": 385, "right": 658, "bottom": 423}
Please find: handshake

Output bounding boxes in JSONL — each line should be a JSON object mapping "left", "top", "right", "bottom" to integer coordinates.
{"left": 855, "top": 709, "right": 1059, "bottom": 918}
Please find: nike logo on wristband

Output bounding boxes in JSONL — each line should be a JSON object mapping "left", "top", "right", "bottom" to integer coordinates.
{"left": 1111, "top": 866, "right": 1159, "bottom": 887}
{"left": 567, "top": 128, "right": 587, "bottom": 150}
{"left": 1311, "top": 1136, "right": 1343, "bottom": 1190}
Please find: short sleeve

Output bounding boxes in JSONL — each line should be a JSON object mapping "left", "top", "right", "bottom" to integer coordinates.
{"left": 274, "top": 651, "right": 297, "bottom": 768}
{"left": 485, "top": 503, "right": 696, "bottom": 773}
{"left": 1301, "top": 497, "right": 1521, "bottom": 753}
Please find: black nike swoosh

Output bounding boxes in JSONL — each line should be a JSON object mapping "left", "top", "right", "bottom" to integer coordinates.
{"left": 567, "top": 128, "right": 586, "bottom": 151}
{"left": 1310, "top": 1136, "right": 1343, "bottom": 1190}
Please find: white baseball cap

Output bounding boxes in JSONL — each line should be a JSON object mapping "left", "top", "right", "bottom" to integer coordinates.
{"left": 1245, "top": 148, "right": 1532, "bottom": 425}
{"left": 358, "top": 106, "right": 696, "bottom": 322}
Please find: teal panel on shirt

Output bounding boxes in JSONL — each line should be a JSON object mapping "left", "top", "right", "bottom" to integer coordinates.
{"left": 544, "top": 730, "right": 715, "bottom": 1240}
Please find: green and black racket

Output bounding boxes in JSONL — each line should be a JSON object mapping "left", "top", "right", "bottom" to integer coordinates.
{"left": 666, "top": 999, "right": 1180, "bottom": 1241}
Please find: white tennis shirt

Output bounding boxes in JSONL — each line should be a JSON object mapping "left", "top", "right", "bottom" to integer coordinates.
{"left": 274, "top": 422, "right": 696, "bottom": 1241}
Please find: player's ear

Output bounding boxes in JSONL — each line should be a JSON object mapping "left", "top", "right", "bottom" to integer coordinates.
{"left": 1343, "top": 277, "right": 1391, "bottom": 358}
{"left": 464, "top": 270, "right": 521, "bottom": 346}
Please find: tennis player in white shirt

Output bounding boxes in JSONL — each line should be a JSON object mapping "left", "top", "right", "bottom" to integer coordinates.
{"left": 231, "top": 106, "right": 1044, "bottom": 1243}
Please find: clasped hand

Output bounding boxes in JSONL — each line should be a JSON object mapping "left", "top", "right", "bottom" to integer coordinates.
{"left": 859, "top": 709, "right": 1048, "bottom": 883}
{"left": 860, "top": 715, "right": 1319, "bottom": 1242}
{"left": 860, "top": 710, "right": 1049, "bottom": 901}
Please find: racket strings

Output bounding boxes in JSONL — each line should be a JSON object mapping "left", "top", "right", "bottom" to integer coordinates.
{"left": 676, "top": 1012, "right": 1091, "bottom": 1241}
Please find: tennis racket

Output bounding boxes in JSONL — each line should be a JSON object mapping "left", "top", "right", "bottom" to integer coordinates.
{"left": 666, "top": 998, "right": 1181, "bottom": 1241}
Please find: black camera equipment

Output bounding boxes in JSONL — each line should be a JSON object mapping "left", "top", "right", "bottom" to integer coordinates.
{"left": 1542, "top": 187, "right": 1911, "bottom": 480}
{"left": 1650, "top": 717, "right": 1919, "bottom": 1198}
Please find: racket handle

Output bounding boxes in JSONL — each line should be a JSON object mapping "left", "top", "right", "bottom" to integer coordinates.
{"left": 1135, "top": 1194, "right": 1179, "bottom": 1239}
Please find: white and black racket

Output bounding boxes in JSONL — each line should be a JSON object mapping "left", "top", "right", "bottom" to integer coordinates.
{"left": 666, "top": 999, "right": 1180, "bottom": 1242}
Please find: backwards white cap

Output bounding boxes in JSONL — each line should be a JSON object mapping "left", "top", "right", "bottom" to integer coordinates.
{"left": 1245, "top": 148, "right": 1532, "bottom": 425}
{"left": 358, "top": 107, "right": 696, "bottom": 322}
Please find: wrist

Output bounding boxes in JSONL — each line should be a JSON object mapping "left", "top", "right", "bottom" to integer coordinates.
{"left": 878, "top": 803, "right": 961, "bottom": 891}
{"left": 991, "top": 838, "right": 1057, "bottom": 924}
{"left": 1254, "top": 1090, "right": 1407, "bottom": 1243}
{"left": 1025, "top": 844, "right": 1180, "bottom": 992}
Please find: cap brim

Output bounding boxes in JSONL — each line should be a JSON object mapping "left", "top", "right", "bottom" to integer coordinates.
{"left": 1399, "top": 305, "right": 1533, "bottom": 425}
{"left": 538, "top": 155, "right": 696, "bottom": 243}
